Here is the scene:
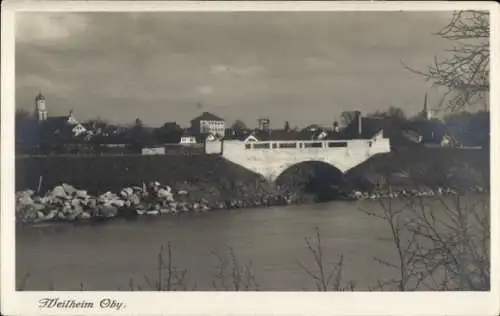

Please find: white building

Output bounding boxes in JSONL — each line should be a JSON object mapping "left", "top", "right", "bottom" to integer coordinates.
{"left": 190, "top": 112, "right": 225, "bottom": 137}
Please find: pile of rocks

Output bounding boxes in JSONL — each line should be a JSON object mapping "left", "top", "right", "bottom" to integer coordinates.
{"left": 16, "top": 182, "right": 190, "bottom": 224}
{"left": 347, "top": 186, "right": 476, "bottom": 201}
{"left": 15, "top": 181, "right": 293, "bottom": 224}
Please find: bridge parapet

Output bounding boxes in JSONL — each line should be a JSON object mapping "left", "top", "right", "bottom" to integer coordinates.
{"left": 243, "top": 139, "right": 349, "bottom": 150}
{"left": 219, "top": 136, "right": 391, "bottom": 181}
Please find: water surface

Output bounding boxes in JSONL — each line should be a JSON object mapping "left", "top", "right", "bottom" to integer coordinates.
{"left": 16, "top": 199, "right": 467, "bottom": 291}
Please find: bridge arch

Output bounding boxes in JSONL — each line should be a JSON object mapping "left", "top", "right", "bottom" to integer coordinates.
{"left": 275, "top": 160, "right": 350, "bottom": 201}
{"left": 275, "top": 160, "right": 345, "bottom": 184}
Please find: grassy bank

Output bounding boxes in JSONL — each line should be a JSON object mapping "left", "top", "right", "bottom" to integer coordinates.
{"left": 345, "top": 147, "right": 490, "bottom": 190}
{"left": 16, "top": 146, "right": 489, "bottom": 200}
{"left": 16, "top": 154, "right": 276, "bottom": 200}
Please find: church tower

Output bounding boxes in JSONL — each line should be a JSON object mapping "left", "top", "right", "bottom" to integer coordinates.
{"left": 422, "top": 92, "right": 432, "bottom": 120}
{"left": 35, "top": 91, "right": 48, "bottom": 121}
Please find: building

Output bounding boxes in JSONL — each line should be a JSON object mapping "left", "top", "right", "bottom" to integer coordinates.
{"left": 34, "top": 92, "right": 87, "bottom": 138}
{"left": 141, "top": 147, "right": 166, "bottom": 155}
{"left": 179, "top": 131, "right": 197, "bottom": 145}
{"left": 190, "top": 112, "right": 225, "bottom": 137}
{"left": 43, "top": 111, "right": 87, "bottom": 137}
{"left": 35, "top": 91, "right": 48, "bottom": 121}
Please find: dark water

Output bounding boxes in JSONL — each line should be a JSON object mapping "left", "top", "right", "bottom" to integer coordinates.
{"left": 16, "top": 199, "right": 471, "bottom": 291}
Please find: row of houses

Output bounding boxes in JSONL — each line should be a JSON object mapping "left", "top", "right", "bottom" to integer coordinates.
{"left": 18, "top": 92, "right": 488, "bottom": 155}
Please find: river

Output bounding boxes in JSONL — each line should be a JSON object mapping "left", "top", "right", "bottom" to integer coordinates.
{"left": 16, "top": 196, "right": 488, "bottom": 291}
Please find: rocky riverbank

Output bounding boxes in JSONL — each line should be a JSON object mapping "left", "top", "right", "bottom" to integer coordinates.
{"left": 15, "top": 181, "right": 293, "bottom": 224}
{"left": 15, "top": 180, "right": 488, "bottom": 225}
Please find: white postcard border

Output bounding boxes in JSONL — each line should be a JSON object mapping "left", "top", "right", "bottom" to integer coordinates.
{"left": 1, "top": 1, "right": 499, "bottom": 315}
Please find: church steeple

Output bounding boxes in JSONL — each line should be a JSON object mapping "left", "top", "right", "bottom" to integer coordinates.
{"left": 35, "top": 90, "right": 48, "bottom": 121}
{"left": 422, "top": 92, "right": 432, "bottom": 120}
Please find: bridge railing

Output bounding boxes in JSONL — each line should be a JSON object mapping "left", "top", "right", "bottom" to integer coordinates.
{"left": 243, "top": 140, "right": 352, "bottom": 150}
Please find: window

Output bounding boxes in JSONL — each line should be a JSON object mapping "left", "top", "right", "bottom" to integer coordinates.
{"left": 304, "top": 142, "right": 323, "bottom": 148}
{"left": 272, "top": 143, "right": 278, "bottom": 149}
{"left": 253, "top": 143, "right": 270, "bottom": 149}
{"left": 278, "top": 142, "right": 297, "bottom": 149}
{"left": 245, "top": 144, "right": 251, "bottom": 149}
{"left": 328, "top": 142, "right": 348, "bottom": 148}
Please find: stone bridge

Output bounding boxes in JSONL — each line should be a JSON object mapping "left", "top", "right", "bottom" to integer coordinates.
{"left": 216, "top": 133, "right": 391, "bottom": 182}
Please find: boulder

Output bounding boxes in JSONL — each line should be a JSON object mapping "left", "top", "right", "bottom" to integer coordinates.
{"left": 51, "top": 186, "right": 68, "bottom": 199}
{"left": 157, "top": 188, "right": 174, "bottom": 199}
{"left": 62, "top": 183, "right": 76, "bottom": 195}
{"left": 79, "top": 212, "right": 91, "bottom": 220}
{"left": 17, "top": 189, "right": 34, "bottom": 198}
{"left": 44, "top": 209, "right": 58, "bottom": 220}
{"left": 75, "top": 190, "right": 88, "bottom": 199}
{"left": 62, "top": 204, "right": 73, "bottom": 214}
{"left": 146, "top": 210, "right": 160, "bottom": 216}
{"left": 87, "top": 199, "right": 97, "bottom": 210}
{"left": 17, "top": 195, "right": 34, "bottom": 207}
{"left": 22, "top": 209, "right": 38, "bottom": 222}
{"left": 36, "top": 211, "right": 46, "bottom": 221}
{"left": 128, "top": 194, "right": 141, "bottom": 205}
{"left": 71, "top": 198, "right": 81, "bottom": 208}
{"left": 110, "top": 199, "right": 125, "bottom": 208}
{"left": 120, "top": 187, "right": 134, "bottom": 198}
{"left": 33, "top": 203, "right": 46, "bottom": 212}
{"left": 98, "top": 204, "right": 118, "bottom": 218}
{"left": 159, "top": 208, "right": 170, "bottom": 214}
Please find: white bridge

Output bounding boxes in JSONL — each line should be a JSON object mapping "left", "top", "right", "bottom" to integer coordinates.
{"left": 206, "top": 132, "right": 391, "bottom": 181}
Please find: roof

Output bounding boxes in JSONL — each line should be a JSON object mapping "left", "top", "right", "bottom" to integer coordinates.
{"left": 41, "top": 116, "right": 71, "bottom": 130}
{"left": 191, "top": 112, "right": 225, "bottom": 122}
{"left": 223, "top": 129, "right": 255, "bottom": 141}
{"left": 339, "top": 117, "right": 387, "bottom": 139}
{"left": 224, "top": 128, "right": 344, "bottom": 142}
{"left": 302, "top": 124, "right": 324, "bottom": 132}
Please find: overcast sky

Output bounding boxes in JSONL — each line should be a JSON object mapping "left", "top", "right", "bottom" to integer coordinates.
{"left": 16, "top": 11, "right": 457, "bottom": 128}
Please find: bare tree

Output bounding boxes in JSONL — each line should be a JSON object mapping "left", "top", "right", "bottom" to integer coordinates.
{"left": 131, "top": 242, "right": 191, "bottom": 291}
{"left": 361, "top": 180, "right": 489, "bottom": 291}
{"left": 297, "top": 227, "right": 355, "bottom": 291}
{"left": 340, "top": 111, "right": 360, "bottom": 127}
{"left": 231, "top": 120, "right": 247, "bottom": 132}
{"left": 210, "top": 246, "right": 259, "bottom": 291}
{"left": 403, "top": 10, "right": 489, "bottom": 113}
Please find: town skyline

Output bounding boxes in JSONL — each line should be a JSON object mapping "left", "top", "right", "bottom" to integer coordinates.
{"left": 17, "top": 11, "right": 460, "bottom": 127}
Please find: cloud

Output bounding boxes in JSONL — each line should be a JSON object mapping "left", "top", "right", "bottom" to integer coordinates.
{"left": 16, "top": 13, "right": 89, "bottom": 44}
{"left": 209, "top": 64, "right": 265, "bottom": 78}
{"left": 17, "top": 73, "right": 74, "bottom": 96}
{"left": 304, "top": 57, "right": 338, "bottom": 70}
{"left": 14, "top": 11, "right": 459, "bottom": 127}
{"left": 196, "top": 85, "right": 214, "bottom": 95}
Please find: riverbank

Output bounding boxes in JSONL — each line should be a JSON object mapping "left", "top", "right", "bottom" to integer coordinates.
{"left": 14, "top": 148, "right": 489, "bottom": 225}
{"left": 15, "top": 181, "right": 291, "bottom": 225}
{"left": 15, "top": 179, "right": 488, "bottom": 225}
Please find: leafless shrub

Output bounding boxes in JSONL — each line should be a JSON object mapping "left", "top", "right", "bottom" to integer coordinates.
{"left": 361, "top": 184, "right": 489, "bottom": 291}
{"left": 297, "top": 227, "right": 355, "bottom": 291}
{"left": 360, "top": 194, "right": 421, "bottom": 291}
{"left": 210, "top": 246, "right": 259, "bottom": 291}
{"left": 128, "top": 242, "right": 192, "bottom": 291}
{"left": 403, "top": 193, "right": 489, "bottom": 290}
